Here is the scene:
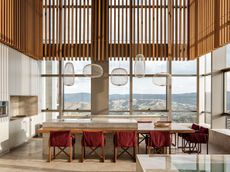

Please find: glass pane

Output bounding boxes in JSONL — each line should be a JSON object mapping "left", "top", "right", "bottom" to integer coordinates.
{"left": 172, "top": 77, "right": 197, "bottom": 111}
{"left": 42, "top": 77, "right": 59, "bottom": 110}
{"left": 205, "top": 53, "right": 212, "bottom": 73}
{"left": 64, "top": 77, "right": 91, "bottom": 110}
{"left": 205, "top": 75, "right": 211, "bottom": 113}
{"left": 63, "top": 112, "right": 91, "bottom": 117}
{"left": 109, "top": 59, "right": 130, "bottom": 74}
{"left": 64, "top": 60, "right": 91, "bottom": 74}
{"left": 226, "top": 44, "right": 230, "bottom": 67}
{"left": 133, "top": 60, "right": 167, "bottom": 74}
{"left": 173, "top": 112, "right": 197, "bottom": 123}
{"left": 109, "top": 78, "right": 130, "bottom": 111}
{"left": 133, "top": 77, "right": 166, "bottom": 110}
{"left": 226, "top": 73, "right": 230, "bottom": 112}
{"left": 205, "top": 112, "right": 211, "bottom": 125}
{"left": 172, "top": 60, "right": 197, "bottom": 74}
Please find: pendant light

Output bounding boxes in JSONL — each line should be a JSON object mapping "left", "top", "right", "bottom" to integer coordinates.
{"left": 63, "top": 62, "right": 75, "bottom": 86}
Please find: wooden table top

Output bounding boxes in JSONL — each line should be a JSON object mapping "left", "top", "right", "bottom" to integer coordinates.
{"left": 37, "top": 123, "right": 194, "bottom": 134}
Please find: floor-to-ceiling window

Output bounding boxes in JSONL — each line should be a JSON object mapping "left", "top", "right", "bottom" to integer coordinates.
{"left": 200, "top": 53, "right": 212, "bottom": 124}
{"left": 172, "top": 60, "right": 197, "bottom": 123}
{"left": 42, "top": 60, "right": 91, "bottom": 117}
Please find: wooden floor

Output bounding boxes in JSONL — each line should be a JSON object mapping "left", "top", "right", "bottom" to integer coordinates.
{"left": 0, "top": 138, "right": 229, "bottom": 172}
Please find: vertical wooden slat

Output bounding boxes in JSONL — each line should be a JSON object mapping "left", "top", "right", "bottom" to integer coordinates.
{"left": 87, "top": 0, "right": 89, "bottom": 59}
{"left": 71, "top": 0, "right": 74, "bottom": 60}
{"left": 168, "top": 0, "right": 171, "bottom": 61}
{"left": 152, "top": 0, "right": 155, "bottom": 59}
{"left": 45, "top": 0, "right": 47, "bottom": 59}
{"left": 82, "top": 0, "right": 85, "bottom": 60}
{"left": 164, "top": 0, "right": 166, "bottom": 60}
{"left": 133, "top": 0, "right": 135, "bottom": 57}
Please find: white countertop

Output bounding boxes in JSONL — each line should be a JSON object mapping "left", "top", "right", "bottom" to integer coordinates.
{"left": 43, "top": 118, "right": 138, "bottom": 129}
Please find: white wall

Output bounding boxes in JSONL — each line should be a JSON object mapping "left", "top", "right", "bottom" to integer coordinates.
{"left": 0, "top": 44, "right": 9, "bottom": 155}
{"left": 0, "top": 43, "right": 44, "bottom": 152}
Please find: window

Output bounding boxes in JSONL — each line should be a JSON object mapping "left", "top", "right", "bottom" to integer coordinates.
{"left": 42, "top": 60, "right": 91, "bottom": 117}
{"left": 171, "top": 60, "right": 197, "bottom": 123}
{"left": 109, "top": 60, "right": 130, "bottom": 113}
{"left": 200, "top": 53, "right": 212, "bottom": 125}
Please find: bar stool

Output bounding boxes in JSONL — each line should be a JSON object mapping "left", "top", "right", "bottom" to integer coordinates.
{"left": 81, "top": 131, "right": 105, "bottom": 162}
{"left": 114, "top": 131, "right": 137, "bottom": 162}
{"left": 147, "top": 131, "right": 171, "bottom": 154}
{"left": 48, "top": 130, "right": 75, "bottom": 162}
{"left": 137, "top": 120, "right": 152, "bottom": 153}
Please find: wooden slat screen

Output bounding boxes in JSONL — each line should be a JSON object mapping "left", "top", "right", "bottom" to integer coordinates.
{"left": 43, "top": 0, "right": 189, "bottom": 61}
{"left": 188, "top": 0, "right": 230, "bottom": 60}
{"left": 0, "top": 0, "right": 43, "bottom": 60}
{"left": 43, "top": 0, "right": 92, "bottom": 61}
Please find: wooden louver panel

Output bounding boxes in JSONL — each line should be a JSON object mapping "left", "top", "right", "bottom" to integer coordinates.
{"left": 188, "top": 0, "right": 230, "bottom": 60}
{"left": 0, "top": 0, "right": 43, "bottom": 60}
{"left": 43, "top": 0, "right": 189, "bottom": 61}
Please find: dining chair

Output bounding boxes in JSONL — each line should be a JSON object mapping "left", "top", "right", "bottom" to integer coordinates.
{"left": 113, "top": 130, "right": 137, "bottom": 162}
{"left": 137, "top": 120, "right": 152, "bottom": 153}
{"left": 147, "top": 131, "right": 171, "bottom": 154}
{"left": 48, "top": 130, "right": 75, "bottom": 162}
{"left": 182, "top": 126, "right": 209, "bottom": 154}
{"left": 81, "top": 131, "right": 105, "bottom": 162}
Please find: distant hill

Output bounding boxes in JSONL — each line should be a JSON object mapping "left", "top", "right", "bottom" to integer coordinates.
{"left": 64, "top": 92, "right": 196, "bottom": 105}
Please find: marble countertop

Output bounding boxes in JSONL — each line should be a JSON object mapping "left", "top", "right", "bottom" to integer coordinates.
{"left": 43, "top": 118, "right": 138, "bottom": 129}
{"left": 137, "top": 154, "right": 230, "bottom": 172}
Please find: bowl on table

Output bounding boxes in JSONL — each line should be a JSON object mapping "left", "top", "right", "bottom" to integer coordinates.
{"left": 154, "top": 122, "right": 171, "bottom": 128}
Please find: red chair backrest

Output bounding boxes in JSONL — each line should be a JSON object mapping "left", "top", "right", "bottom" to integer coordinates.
{"left": 191, "top": 123, "right": 200, "bottom": 130}
{"left": 149, "top": 131, "right": 171, "bottom": 148}
{"left": 50, "top": 131, "right": 71, "bottom": 147}
{"left": 199, "top": 126, "right": 209, "bottom": 134}
{"left": 114, "top": 131, "right": 137, "bottom": 147}
{"left": 82, "top": 131, "right": 105, "bottom": 147}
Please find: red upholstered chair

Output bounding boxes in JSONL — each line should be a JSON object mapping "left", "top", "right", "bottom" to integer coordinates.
{"left": 81, "top": 131, "right": 105, "bottom": 162}
{"left": 137, "top": 120, "right": 152, "bottom": 153}
{"left": 182, "top": 126, "right": 209, "bottom": 154}
{"left": 48, "top": 131, "right": 75, "bottom": 162}
{"left": 178, "top": 123, "right": 200, "bottom": 148}
{"left": 114, "top": 131, "right": 137, "bottom": 162}
{"left": 147, "top": 131, "right": 171, "bottom": 154}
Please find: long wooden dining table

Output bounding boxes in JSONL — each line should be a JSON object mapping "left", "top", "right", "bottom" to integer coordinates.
{"left": 37, "top": 119, "right": 195, "bottom": 156}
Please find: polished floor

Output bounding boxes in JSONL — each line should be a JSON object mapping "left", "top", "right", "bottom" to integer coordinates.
{"left": 0, "top": 138, "right": 229, "bottom": 172}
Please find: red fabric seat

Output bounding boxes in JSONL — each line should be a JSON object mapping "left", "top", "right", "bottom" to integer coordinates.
{"left": 81, "top": 131, "right": 105, "bottom": 162}
{"left": 48, "top": 130, "right": 75, "bottom": 162}
{"left": 182, "top": 126, "right": 209, "bottom": 154}
{"left": 148, "top": 131, "right": 171, "bottom": 148}
{"left": 114, "top": 131, "right": 137, "bottom": 147}
{"left": 82, "top": 131, "right": 105, "bottom": 147}
{"left": 113, "top": 131, "right": 137, "bottom": 162}
{"left": 50, "top": 131, "right": 73, "bottom": 147}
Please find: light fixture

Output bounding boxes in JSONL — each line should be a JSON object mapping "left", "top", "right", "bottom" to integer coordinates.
{"left": 63, "top": 62, "right": 75, "bottom": 86}
{"left": 111, "top": 68, "right": 128, "bottom": 86}
{"left": 134, "top": 54, "right": 145, "bottom": 78}
{"left": 83, "top": 64, "right": 103, "bottom": 78}
{"left": 153, "top": 72, "right": 171, "bottom": 87}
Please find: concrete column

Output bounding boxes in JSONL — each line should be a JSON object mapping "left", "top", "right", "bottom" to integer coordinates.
{"left": 91, "top": 61, "right": 109, "bottom": 115}
{"left": 211, "top": 46, "right": 226, "bottom": 128}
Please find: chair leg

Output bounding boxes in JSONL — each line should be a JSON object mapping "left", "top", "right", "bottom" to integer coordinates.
{"left": 48, "top": 145, "right": 52, "bottom": 162}
{"left": 73, "top": 145, "right": 75, "bottom": 159}
{"left": 101, "top": 147, "right": 105, "bottom": 162}
{"left": 53, "top": 147, "right": 55, "bottom": 159}
{"left": 81, "top": 146, "right": 84, "bottom": 162}
{"left": 69, "top": 145, "right": 73, "bottom": 162}
{"left": 114, "top": 147, "right": 117, "bottom": 162}
{"left": 133, "top": 146, "right": 136, "bottom": 162}
{"left": 207, "top": 143, "right": 209, "bottom": 154}
{"left": 147, "top": 146, "right": 151, "bottom": 154}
